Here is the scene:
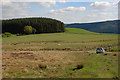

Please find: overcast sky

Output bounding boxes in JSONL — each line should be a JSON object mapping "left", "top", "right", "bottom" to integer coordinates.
{"left": 1, "top": 0, "right": 119, "bottom": 23}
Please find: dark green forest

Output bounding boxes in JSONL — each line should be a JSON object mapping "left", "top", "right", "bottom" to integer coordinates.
{"left": 2, "top": 17, "right": 65, "bottom": 34}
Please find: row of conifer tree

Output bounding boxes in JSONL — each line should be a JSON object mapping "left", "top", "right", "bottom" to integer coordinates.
{"left": 2, "top": 17, "right": 65, "bottom": 34}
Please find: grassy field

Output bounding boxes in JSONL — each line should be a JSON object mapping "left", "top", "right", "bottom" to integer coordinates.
{"left": 2, "top": 28, "right": 119, "bottom": 78}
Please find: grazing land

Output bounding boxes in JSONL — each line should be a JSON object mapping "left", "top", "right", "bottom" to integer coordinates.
{"left": 2, "top": 28, "right": 119, "bottom": 78}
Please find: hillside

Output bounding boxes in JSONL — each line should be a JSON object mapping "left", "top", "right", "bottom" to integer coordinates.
{"left": 66, "top": 20, "right": 119, "bottom": 34}
{"left": 2, "top": 28, "right": 117, "bottom": 44}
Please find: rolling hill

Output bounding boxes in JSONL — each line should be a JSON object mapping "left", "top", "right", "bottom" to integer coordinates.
{"left": 66, "top": 20, "right": 119, "bottom": 34}
{"left": 2, "top": 28, "right": 117, "bottom": 44}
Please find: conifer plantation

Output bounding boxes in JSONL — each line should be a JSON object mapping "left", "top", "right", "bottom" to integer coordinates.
{"left": 2, "top": 17, "right": 65, "bottom": 34}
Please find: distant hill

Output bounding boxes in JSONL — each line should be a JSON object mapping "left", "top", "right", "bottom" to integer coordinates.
{"left": 65, "top": 28, "right": 98, "bottom": 34}
{"left": 66, "top": 20, "right": 119, "bottom": 34}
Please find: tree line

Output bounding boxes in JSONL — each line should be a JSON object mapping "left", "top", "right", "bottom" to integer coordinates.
{"left": 2, "top": 17, "right": 65, "bottom": 34}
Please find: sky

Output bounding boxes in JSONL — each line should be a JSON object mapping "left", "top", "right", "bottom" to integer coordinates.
{"left": 1, "top": 0, "right": 119, "bottom": 23}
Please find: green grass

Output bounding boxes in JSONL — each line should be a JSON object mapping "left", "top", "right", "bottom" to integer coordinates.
{"left": 2, "top": 28, "right": 119, "bottom": 78}
{"left": 2, "top": 28, "right": 118, "bottom": 44}
{"left": 2, "top": 28, "right": 118, "bottom": 52}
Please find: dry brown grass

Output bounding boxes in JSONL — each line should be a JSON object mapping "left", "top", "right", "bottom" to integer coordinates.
{"left": 2, "top": 40, "right": 118, "bottom": 78}
{"left": 45, "top": 73, "right": 56, "bottom": 78}
{"left": 2, "top": 49, "right": 87, "bottom": 77}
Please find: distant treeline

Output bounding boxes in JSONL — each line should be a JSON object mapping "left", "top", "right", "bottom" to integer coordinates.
{"left": 2, "top": 17, "right": 65, "bottom": 34}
